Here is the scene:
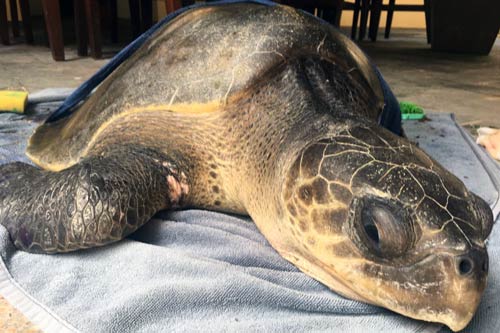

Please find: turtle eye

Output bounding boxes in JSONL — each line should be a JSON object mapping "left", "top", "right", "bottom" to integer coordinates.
{"left": 359, "top": 200, "right": 412, "bottom": 258}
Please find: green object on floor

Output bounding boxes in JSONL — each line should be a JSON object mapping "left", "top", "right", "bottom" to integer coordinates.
{"left": 400, "top": 101, "right": 425, "bottom": 120}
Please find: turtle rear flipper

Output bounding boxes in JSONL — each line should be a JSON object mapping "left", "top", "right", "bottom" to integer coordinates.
{"left": 0, "top": 146, "right": 188, "bottom": 253}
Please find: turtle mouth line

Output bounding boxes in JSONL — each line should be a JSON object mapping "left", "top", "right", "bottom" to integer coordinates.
{"left": 274, "top": 243, "right": 366, "bottom": 303}
{"left": 310, "top": 251, "right": 484, "bottom": 331}
{"left": 285, "top": 250, "right": 370, "bottom": 303}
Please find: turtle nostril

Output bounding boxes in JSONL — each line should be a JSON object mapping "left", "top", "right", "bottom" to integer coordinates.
{"left": 455, "top": 250, "right": 488, "bottom": 276}
{"left": 458, "top": 257, "right": 474, "bottom": 275}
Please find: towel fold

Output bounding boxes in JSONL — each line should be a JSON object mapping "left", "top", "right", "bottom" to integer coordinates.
{"left": 0, "top": 93, "right": 498, "bottom": 333}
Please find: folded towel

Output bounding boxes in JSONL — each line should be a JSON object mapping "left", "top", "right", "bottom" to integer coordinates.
{"left": 0, "top": 93, "right": 498, "bottom": 333}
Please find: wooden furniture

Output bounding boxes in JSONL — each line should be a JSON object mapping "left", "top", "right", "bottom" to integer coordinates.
{"left": 368, "top": 0, "right": 431, "bottom": 42}
{"left": 74, "top": 0, "right": 88, "bottom": 56}
{"left": 39, "top": 0, "right": 133, "bottom": 61}
{"left": 430, "top": 0, "right": 500, "bottom": 54}
{"left": 38, "top": 0, "right": 182, "bottom": 61}
{"left": 19, "top": 0, "right": 33, "bottom": 43}
{"left": 0, "top": 0, "right": 8, "bottom": 44}
{"left": 82, "top": 0, "right": 188, "bottom": 59}
{"left": 129, "top": 0, "right": 153, "bottom": 37}
{"left": 279, "top": 0, "right": 371, "bottom": 40}
{"left": 348, "top": 0, "right": 370, "bottom": 40}
{"left": 280, "top": 0, "right": 345, "bottom": 27}
{"left": 165, "top": 0, "right": 182, "bottom": 14}
{"left": 9, "top": 0, "right": 18, "bottom": 37}
{"left": 0, "top": 0, "right": 34, "bottom": 45}
{"left": 89, "top": 0, "right": 186, "bottom": 57}
{"left": 41, "top": 0, "right": 98, "bottom": 61}
{"left": 41, "top": 0, "right": 65, "bottom": 60}
{"left": 73, "top": 0, "right": 121, "bottom": 59}
{"left": 83, "top": 0, "right": 102, "bottom": 59}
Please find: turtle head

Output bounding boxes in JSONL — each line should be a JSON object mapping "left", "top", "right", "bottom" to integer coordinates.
{"left": 281, "top": 124, "right": 493, "bottom": 331}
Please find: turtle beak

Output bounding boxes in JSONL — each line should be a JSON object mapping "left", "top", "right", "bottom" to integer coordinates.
{"left": 441, "top": 248, "right": 488, "bottom": 331}
{"left": 417, "top": 253, "right": 486, "bottom": 331}
{"left": 341, "top": 248, "right": 488, "bottom": 332}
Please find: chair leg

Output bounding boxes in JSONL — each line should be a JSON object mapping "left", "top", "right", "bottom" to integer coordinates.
{"left": 100, "top": 0, "right": 116, "bottom": 43}
{"left": 84, "top": 0, "right": 102, "bottom": 59}
{"left": 41, "top": 0, "right": 65, "bottom": 61}
{"left": 0, "top": 0, "right": 9, "bottom": 45}
{"left": 423, "top": 0, "right": 431, "bottom": 44}
{"left": 128, "top": 0, "right": 140, "bottom": 38}
{"left": 385, "top": 0, "right": 395, "bottom": 39}
{"left": 165, "top": 0, "right": 182, "bottom": 14}
{"left": 140, "top": 0, "right": 152, "bottom": 32}
{"left": 358, "top": 0, "right": 370, "bottom": 40}
{"left": 332, "top": 0, "right": 344, "bottom": 27}
{"left": 19, "top": 0, "right": 34, "bottom": 43}
{"left": 109, "top": 0, "right": 118, "bottom": 42}
{"left": 9, "top": 0, "right": 19, "bottom": 37}
{"left": 351, "top": 0, "right": 361, "bottom": 39}
{"left": 369, "top": 0, "right": 382, "bottom": 41}
{"left": 74, "top": 0, "right": 87, "bottom": 56}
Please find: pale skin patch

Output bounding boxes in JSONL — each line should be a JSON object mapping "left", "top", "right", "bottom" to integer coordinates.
{"left": 163, "top": 159, "right": 190, "bottom": 206}
{"left": 476, "top": 127, "right": 500, "bottom": 160}
{"left": 166, "top": 175, "right": 189, "bottom": 206}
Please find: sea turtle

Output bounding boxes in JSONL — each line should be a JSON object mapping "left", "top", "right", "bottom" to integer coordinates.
{"left": 0, "top": 3, "right": 493, "bottom": 331}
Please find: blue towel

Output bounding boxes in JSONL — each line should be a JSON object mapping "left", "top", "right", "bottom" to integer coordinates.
{"left": 0, "top": 91, "right": 499, "bottom": 332}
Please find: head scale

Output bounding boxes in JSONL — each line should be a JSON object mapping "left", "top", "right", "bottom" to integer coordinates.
{"left": 282, "top": 124, "right": 493, "bottom": 331}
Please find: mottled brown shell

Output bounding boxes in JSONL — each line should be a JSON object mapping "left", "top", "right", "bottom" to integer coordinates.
{"left": 26, "top": 3, "right": 383, "bottom": 171}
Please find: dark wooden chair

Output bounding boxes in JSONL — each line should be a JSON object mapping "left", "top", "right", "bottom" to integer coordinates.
{"left": 82, "top": 0, "right": 125, "bottom": 59}
{"left": 129, "top": 0, "right": 153, "bottom": 38}
{"left": 165, "top": 0, "right": 182, "bottom": 14}
{"left": 41, "top": 0, "right": 94, "bottom": 61}
{"left": 83, "top": 0, "right": 186, "bottom": 60}
{"left": 279, "top": 0, "right": 372, "bottom": 40}
{"left": 280, "top": 0, "right": 345, "bottom": 27}
{"left": 39, "top": 0, "right": 146, "bottom": 61}
{"left": 0, "top": 0, "right": 34, "bottom": 45}
{"left": 368, "top": 0, "right": 431, "bottom": 42}
{"left": 0, "top": 0, "right": 8, "bottom": 45}
{"left": 41, "top": 0, "right": 65, "bottom": 60}
{"left": 345, "top": 0, "right": 371, "bottom": 40}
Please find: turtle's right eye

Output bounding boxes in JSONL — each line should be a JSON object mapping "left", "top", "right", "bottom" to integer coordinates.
{"left": 361, "top": 213, "right": 380, "bottom": 249}
{"left": 353, "top": 197, "right": 416, "bottom": 259}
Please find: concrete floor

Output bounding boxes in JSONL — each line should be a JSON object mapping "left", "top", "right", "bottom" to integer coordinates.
{"left": 358, "top": 29, "right": 500, "bottom": 128}
{"left": 1, "top": 28, "right": 500, "bottom": 127}
{"left": 0, "top": 46, "right": 107, "bottom": 92}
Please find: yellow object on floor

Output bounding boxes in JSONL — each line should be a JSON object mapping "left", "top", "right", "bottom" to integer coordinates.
{"left": 0, "top": 90, "right": 28, "bottom": 114}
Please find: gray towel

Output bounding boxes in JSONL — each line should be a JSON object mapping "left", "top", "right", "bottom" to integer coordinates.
{"left": 0, "top": 92, "right": 498, "bottom": 332}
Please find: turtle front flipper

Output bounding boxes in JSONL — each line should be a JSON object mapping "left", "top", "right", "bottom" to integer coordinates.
{"left": 0, "top": 146, "right": 189, "bottom": 253}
